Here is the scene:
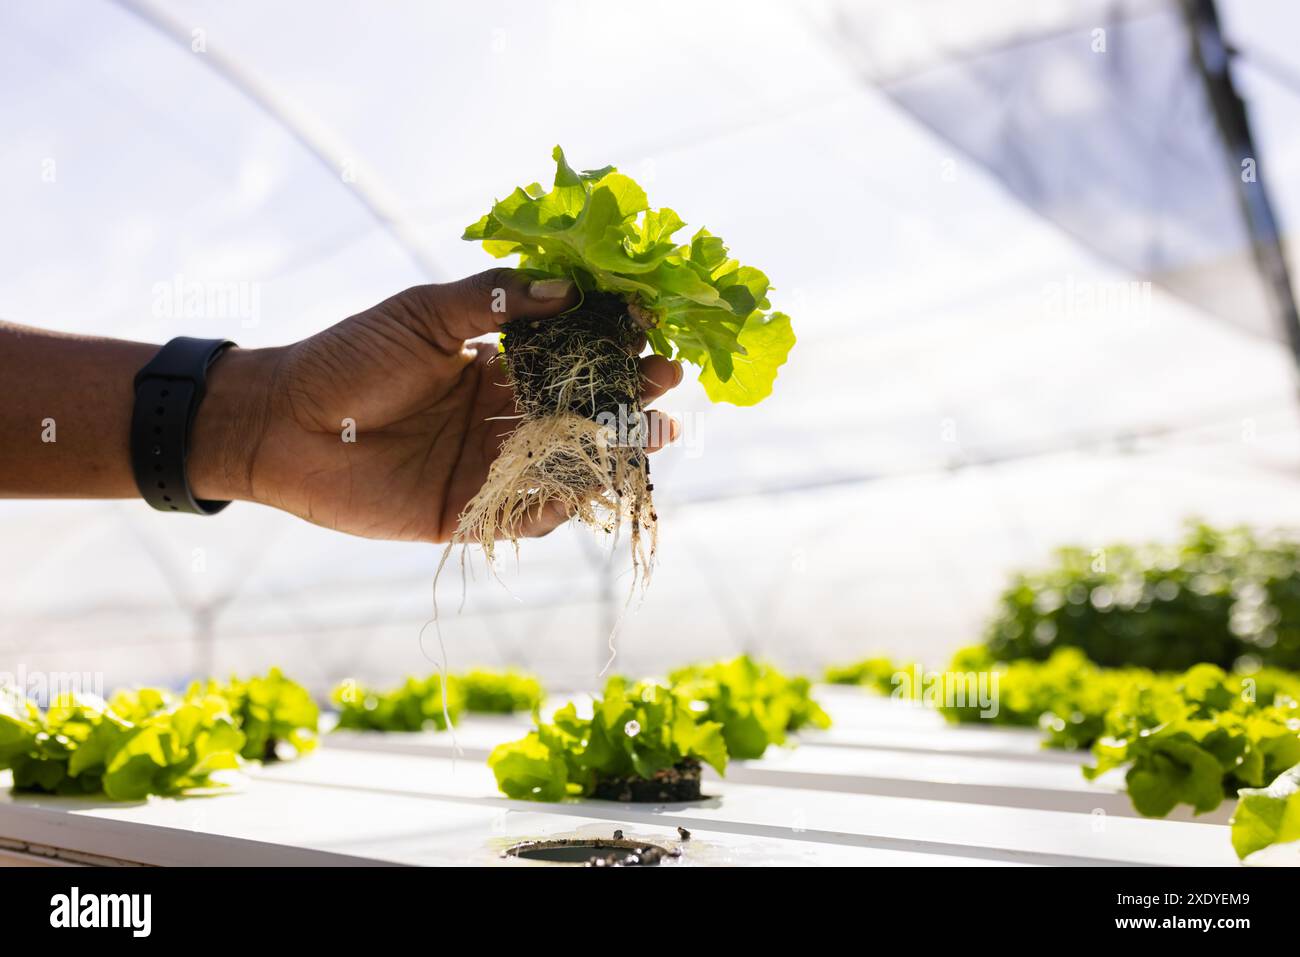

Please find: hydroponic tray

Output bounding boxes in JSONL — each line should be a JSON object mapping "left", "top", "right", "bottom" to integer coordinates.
{"left": 0, "top": 692, "right": 1244, "bottom": 867}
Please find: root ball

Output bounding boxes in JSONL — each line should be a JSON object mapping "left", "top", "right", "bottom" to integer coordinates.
{"left": 449, "top": 290, "right": 658, "bottom": 585}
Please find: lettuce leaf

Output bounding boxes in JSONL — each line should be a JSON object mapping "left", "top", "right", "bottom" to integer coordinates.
{"left": 463, "top": 146, "right": 793, "bottom": 406}
{"left": 1232, "top": 762, "right": 1300, "bottom": 860}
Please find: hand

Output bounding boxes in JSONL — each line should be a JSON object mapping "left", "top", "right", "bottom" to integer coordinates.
{"left": 191, "top": 269, "right": 683, "bottom": 543}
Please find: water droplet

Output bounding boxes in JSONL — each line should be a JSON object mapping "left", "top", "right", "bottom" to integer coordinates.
{"left": 624, "top": 719, "right": 641, "bottom": 737}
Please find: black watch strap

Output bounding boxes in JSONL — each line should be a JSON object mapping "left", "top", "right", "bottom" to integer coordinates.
{"left": 130, "top": 336, "right": 235, "bottom": 516}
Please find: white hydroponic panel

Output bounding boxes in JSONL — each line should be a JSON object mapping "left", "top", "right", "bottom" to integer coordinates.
{"left": 249, "top": 748, "right": 1236, "bottom": 866}
{"left": 0, "top": 769, "right": 1027, "bottom": 868}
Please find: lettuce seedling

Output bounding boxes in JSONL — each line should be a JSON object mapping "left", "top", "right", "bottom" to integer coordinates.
{"left": 458, "top": 147, "right": 794, "bottom": 576}
{"left": 489, "top": 682, "right": 727, "bottom": 802}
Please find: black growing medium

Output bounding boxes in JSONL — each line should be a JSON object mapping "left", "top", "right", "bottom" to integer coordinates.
{"left": 591, "top": 758, "right": 702, "bottom": 803}
{"left": 502, "top": 290, "right": 643, "bottom": 423}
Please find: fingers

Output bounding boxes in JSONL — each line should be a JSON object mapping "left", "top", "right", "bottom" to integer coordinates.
{"left": 639, "top": 354, "right": 683, "bottom": 404}
{"left": 508, "top": 407, "right": 677, "bottom": 542}
{"left": 638, "top": 354, "right": 682, "bottom": 452}
{"left": 644, "top": 409, "right": 680, "bottom": 452}
{"left": 406, "top": 268, "right": 578, "bottom": 350}
{"left": 517, "top": 499, "right": 572, "bottom": 540}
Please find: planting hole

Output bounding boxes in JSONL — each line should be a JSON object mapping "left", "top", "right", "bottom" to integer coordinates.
{"left": 505, "top": 838, "right": 672, "bottom": 866}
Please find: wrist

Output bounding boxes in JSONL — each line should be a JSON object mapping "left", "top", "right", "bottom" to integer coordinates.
{"left": 188, "top": 346, "right": 283, "bottom": 503}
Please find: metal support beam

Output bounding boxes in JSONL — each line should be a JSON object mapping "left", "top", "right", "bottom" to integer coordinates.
{"left": 1184, "top": 0, "right": 1300, "bottom": 383}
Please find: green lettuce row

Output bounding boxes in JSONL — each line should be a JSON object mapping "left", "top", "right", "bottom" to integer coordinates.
{"left": 489, "top": 682, "right": 727, "bottom": 802}
{"left": 0, "top": 689, "right": 243, "bottom": 801}
{"left": 331, "top": 674, "right": 464, "bottom": 732}
{"left": 457, "top": 669, "right": 544, "bottom": 715}
{"left": 0, "top": 668, "right": 320, "bottom": 801}
{"left": 464, "top": 146, "right": 794, "bottom": 406}
{"left": 1084, "top": 665, "right": 1300, "bottom": 821}
{"left": 982, "top": 522, "right": 1300, "bottom": 671}
{"left": 836, "top": 646, "right": 1300, "bottom": 755}
{"left": 825, "top": 657, "right": 914, "bottom": 696}
{"left": 832, "top": 647, "right": 1300, "bottom": 859}
{"left": 330, "top": 670, "right": 545, "bottom": 727}
{"left": 939, "top": 648, "right": 1164, "bottom": 752}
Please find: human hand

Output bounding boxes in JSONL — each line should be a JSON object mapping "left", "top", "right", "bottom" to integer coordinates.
{"left": 190, "top": 269, "right": 682, "bottom": 542}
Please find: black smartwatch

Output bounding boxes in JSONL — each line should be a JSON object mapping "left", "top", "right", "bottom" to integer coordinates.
{"left": 130, "top": 337, "right": 236, "bottom": 515}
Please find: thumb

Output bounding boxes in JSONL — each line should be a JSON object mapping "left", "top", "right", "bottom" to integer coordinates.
{"left": 407, "top": 268, "right": 577, "bottom": 349}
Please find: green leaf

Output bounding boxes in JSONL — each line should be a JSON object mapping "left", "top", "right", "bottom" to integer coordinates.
{"left": 686, "top": 720, "right": 729, "bottom": 776}
{"left": 67, "top": 714, "right": 128, "bottom": 777}
{"left": 0, "top": 694, "right": 40, "bottom": 765}
{"left": 1125, "top": 741, "right": 1224, "bottom": 817}
{"left": 488, "top": 734, "right": 570, "bottom": 802}
{"left": 719, "top": 710, "right": 771, "bottom": 761}
{"left": 1232, "top": 763, "right": 1300, "bottom": 859}
{"left": 103, "top": 748, "right": 165, "bottom": 801}
{"left": 699, "top": 312, "right": 794, "bottom": 405}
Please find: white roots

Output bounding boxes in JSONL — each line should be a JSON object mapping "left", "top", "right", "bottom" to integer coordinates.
{"left": 451, "top": 412, "right": 657, "bottom": 587}
{"left": 431, "top": 300, "right": 655, "bottom": 674}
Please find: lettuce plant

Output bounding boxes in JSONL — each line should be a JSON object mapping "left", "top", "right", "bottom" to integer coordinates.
{"left": 455, "top": 147, "right": 793, "bottom": 577}
{"left": 662, "top": 655, "right": 829, "bottom": 760}
{"left": 489, "top": 682, "right": 727, "bottom": 802}
{"left": 464, "top": 147, "right": 793, "bottom": 406}
{"left": 825, "top": 657, "right": 910, "bottom": 694}
{"left": 457, "top": 669, "right": 544, "bottom": 714}
{"left": 188, "top": 668, "right": 319, "bottom": 761}
{"left": 331, "top": 674, "right": 464, "bottom": 732}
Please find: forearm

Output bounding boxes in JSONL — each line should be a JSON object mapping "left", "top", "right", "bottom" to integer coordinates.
{"left": 0, "top": 322, "right": 278, "bottom": 503}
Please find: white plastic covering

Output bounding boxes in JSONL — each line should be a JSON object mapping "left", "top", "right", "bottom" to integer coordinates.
{"left": 3, "top": 0, "right": 1300, "bottom": 693}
